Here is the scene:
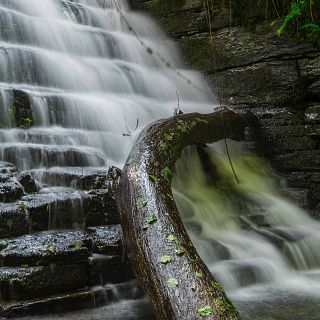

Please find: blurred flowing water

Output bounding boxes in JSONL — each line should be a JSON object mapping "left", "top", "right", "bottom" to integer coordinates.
{"left": 0, "top": 0, "right": 213, "bottom": 171}
{"left": 0, "top": 0, "right": 319, "bottom": 319}
{"left": 173, "top": 142, "right": 320, "bottom": 320}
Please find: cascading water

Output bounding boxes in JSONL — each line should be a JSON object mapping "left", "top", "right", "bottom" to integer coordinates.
{"left": 0, "top": 0, "right": 212, "bottom": 171}
{"left": 0, "top": 0, "right": 212, "bottom": 318}
{"left": 1, "top": 0, "right": 320, "bottom": 319}
{"left": 173, "top": 142, "right": 320, "bottom": 320}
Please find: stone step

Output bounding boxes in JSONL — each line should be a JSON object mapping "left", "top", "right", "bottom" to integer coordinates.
{"left": 0, "top": 280, "right": 143, "bottom": 318}
{"left": 0, "top": 143, "right": 107, "bottom": 170}
{"left": 0, "top": 187, "right": 120, "bottom": 238}
{"left": 28, "top": 166, "right": 119, "bottom": 191}
{"left": 0, "top": 264, "right": 88, "bottom": 301}
{"left": 0, "top": 225, "right": 137, "bottom": 318}
{"left": 0, "top": 226, "right": 122, "bottom": 267}
{"left": 28, "top": 167, "right": 108, "bottom": 190}
{"left": 0, "top": 161, "right": 38, "bottom": 203}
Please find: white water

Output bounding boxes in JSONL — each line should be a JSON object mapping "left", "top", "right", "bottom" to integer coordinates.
{"left": 1, "top": 1, "right": 320, "bottom": 319}
{"left": 0, "top": 0, "right": 213, "bottom": 171}
{"left": 173, "top": 142, "right": 320, "bottom": 319}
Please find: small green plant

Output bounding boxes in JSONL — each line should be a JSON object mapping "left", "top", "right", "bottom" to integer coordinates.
{"left": 278, "top": 1, "right": 304, "bottom": 36}
{"left": 149, "top": 174, "right": 158, "bottom": 183}
{"left": 276, "top": 0, "right": 320, "bottom": 42}
{"left": 144, "top": 214, "right": 158, "bottom": 225}
{"left": 46, "top": 245, "right": 55, "bottom": 253}
{"left": 165, "top": 278, "right": 179, "bottom": 288}
{"left": 166, "top": 234, "right": 177, "bottom": 242}
{"left": 71, "top": 241, "right": 83, "bottom": 248}
{"left": 161, "top": 167, "right": 172, "bottom": 181}
{"left": 137, "top": 200, "right": 148, "bottom": 209}
{"left": 18, "top": 201, "right": 27, "bottom": 211}
{"left": 160, "top": 255, "right": 173, "bottom": 264}
{"left": 19, "top": 117, "right": 33, "bottom": 129}
{"left": 197, "top": 306, "right": 213, "bottom": 317}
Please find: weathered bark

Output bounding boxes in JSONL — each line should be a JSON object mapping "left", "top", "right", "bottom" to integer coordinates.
{"left": 117, "top": 110, "right": 245, "bottom": 320}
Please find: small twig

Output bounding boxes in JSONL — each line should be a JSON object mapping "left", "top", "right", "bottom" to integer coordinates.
{"left": 174, "top": 91, "right": 183, "bottom": 115}
{"left": 123, "top": 118, "right": 140, "bottom": 137}
{"left": 135, "top": 118, "right": 139, "bottom": 130}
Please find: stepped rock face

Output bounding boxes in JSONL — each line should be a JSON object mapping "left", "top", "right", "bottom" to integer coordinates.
{"left": 129, "top": 0, "right": 320, "bottom": 217}
{"left": 0, "top": 161, "right": 138, "bottom": 318}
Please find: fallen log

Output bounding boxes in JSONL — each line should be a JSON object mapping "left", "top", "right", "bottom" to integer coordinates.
{"left": 117, "top": 110, "right": 245, "bottom": 320}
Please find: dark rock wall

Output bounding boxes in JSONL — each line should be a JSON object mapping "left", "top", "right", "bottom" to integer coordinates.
{"left": 129, "top": 0, "right": 320, "bottom": 217}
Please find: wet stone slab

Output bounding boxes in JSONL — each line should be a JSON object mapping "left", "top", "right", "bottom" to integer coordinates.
{"left": 0, "top": 188, "right": 120, "bottom": 238}
{"left": 0, "top": 162, "right": 38, "bottom": 203}
{"left": 86, "top": 225, "right": 123, "bottom": 256}
{"left": 0, "top": 281, "right": 149, "bottom": 319}
{"left": 0, "top": 203, "right": 29, "bottom": 238}
{"left": 0, "top": 230, "right": 89, "bottom": 267}
{"left": 0, "top": 264, "right": 88, "bottom": 301}
{"left": 0, "top": 225, "right": 123, "bottom": 267}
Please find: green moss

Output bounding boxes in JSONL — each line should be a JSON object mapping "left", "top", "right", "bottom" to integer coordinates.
{"left": 214, "top": 296, "right": 239, "bottom": 318}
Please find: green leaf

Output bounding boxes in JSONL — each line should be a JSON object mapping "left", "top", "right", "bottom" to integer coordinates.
{"left": 18, "top": 201, "right": 26, "bottom": 210}
{"left": 144, "top": 214, "right": 157, "bottom": 225}
{"left": 160, "top": 255, "right": 172, "bottom": 264}
{"left": 161, "top": 167, "right": 172, "bottom": 181}
{"left": 302, "top": 23, "right": 320, "bottom": 33}
{"left": 197, "top": 306, "right": 213, "bottom": 317}
{"left": 278, "top": 2, "right": 303, "bottom": 36}
{"left": 163, "top": 133, "right": 174, "bottom": 141}
{"left": 20, "top": 264, "right": 29, "bottom": 268}
{"left": 71, "top": 241, "right": 83, "bottom": 248}
{"left": 137, "top": 200, "right": 148, "bottom": 209}
{"left": 166, "top": 234, "right": 177, "bottom": 242}
{"left": 165, "top": 278, "right": 178, "bottom": 288}
{"left": 19, "top": 117, "right": 33, "bottom": 129}
{"left": 149, "top": 175, "right": 158, "bottom": 183}
{"left": 46, "top": 245, "right": 55, "bottom": 253}
{"left": 195, "top": 271, "right": 203, "bottom": 278}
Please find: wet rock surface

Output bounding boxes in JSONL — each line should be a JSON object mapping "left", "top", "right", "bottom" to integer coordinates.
{"left": 0, "top": 161, "right": 38, "bottom": 203}
{"left": 0, "top": 160, "right": 136, "bottom": 318}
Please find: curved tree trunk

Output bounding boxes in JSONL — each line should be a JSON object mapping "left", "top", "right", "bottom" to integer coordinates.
{"left": 117, "top": 110, "right": 245, "bottom": 320}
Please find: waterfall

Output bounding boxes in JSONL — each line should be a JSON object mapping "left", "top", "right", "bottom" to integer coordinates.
{"left": 1, "top": 1, "right": 320, "bottom": 319}
{"left": 173, "top": 142, "right": 320, "bottom": 320}
{"left": 0, "top": 0, "right": 213, "bottom": 172}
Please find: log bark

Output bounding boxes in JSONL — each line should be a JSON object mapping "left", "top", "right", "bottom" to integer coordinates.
{"left": 117, "top": 110, "right": 246, "bottom": 320}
